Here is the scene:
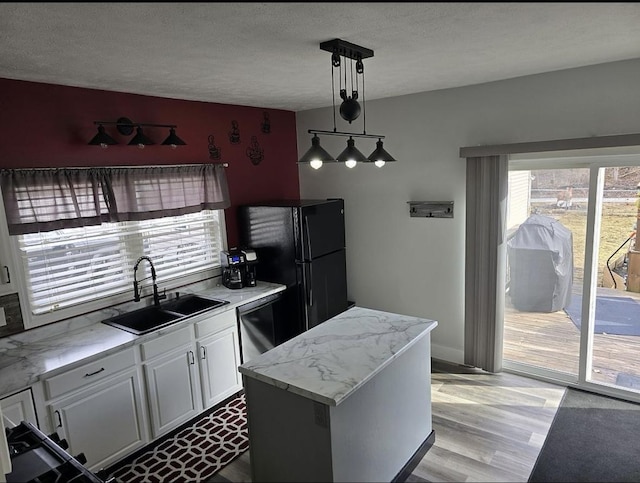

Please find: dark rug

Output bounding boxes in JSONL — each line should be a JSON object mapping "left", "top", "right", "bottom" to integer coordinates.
{"left": 616, "top": 372, "right": 640, "bottom": 390}
{"left": 563, "top": 294, "right": 640, "bottom": 335}
{"left": 105, "top": 393, "right": 247, "bottom": 483}
{"left": 529, "top": 387, "right": 640, "bottom": 482}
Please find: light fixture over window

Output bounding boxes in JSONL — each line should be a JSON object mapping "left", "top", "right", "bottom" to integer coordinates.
{"left": 88, "top": 117, "right": 186, "bottom": 149}
{"left": 298, "top": 39, "right": 396, "bottom": 169}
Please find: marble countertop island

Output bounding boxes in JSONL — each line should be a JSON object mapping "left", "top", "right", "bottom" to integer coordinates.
{"left": 0, "top": 281, "right": 285, "bottom": 396}
{"left": 238, "top": 306, "right": 438, "bottom": 406}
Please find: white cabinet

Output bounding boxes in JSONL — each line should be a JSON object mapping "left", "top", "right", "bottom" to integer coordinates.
{"left": 142, "top": 327, "right": 200, "bottom": 438}
{"left": 194, "top": 309, "right": 242, "bottom": 409}
{"left": 44, "top": 347, "right": 147, "bottom": 472}
{"left": 0, "top": 388, "right": 37, "bottom": 428}
{"left": 141, "top": 309, "right": 242, "bottom": 438}
{"left": 197, "top": 326, "right": 242, "bottom": 408}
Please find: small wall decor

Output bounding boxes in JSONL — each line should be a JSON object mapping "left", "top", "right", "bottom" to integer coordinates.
{"left": 261, "top": 112, "right": 271, "bottom": 134}
{"left": 246, "top": 136, "right": 264, "bottom": 165}
{"left": 208, "top": 135, "right": 222, "bottom": 160}
{"left": 407, "top": 201, "right": 454, "bottom": 218}
{"left": 229, "top": 120, "right": 241, "bottom": 144}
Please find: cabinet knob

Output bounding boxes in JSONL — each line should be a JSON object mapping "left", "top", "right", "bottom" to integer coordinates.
{"left": 200, "top": 346, "right": 206, "bottom": 360}
{"left": 188, "top": 350, "right": 195, "bottom": 365}
{"left": 2, "top": 266, "right": 8, "bottom": 284}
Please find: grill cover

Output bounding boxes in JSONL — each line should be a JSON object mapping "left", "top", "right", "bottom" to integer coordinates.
{"left": 507, "top": 214, "right": 573, "bottom": 312}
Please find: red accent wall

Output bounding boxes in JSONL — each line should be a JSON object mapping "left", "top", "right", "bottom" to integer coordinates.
{"left": 0, "top": 78, "right": 300, "bottom": 247}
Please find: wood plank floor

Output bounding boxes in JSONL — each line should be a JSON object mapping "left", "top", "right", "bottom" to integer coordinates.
{"left": 504, "top": 287, "right": 640, "bottom": 386}
{"left": 216, "top": 360, "right": 566, "bottom": 482}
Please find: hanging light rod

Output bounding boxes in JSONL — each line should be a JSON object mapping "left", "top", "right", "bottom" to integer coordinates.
{"left": 308, "top": 129, "right": 384, "bottom": 140}
{"left": 93, "top": 120, "right": 177, "bottom": 129}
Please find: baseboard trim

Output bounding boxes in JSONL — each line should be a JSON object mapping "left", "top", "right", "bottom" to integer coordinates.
{"left": 392, "top": 430, "right": 435, "bottom": 482}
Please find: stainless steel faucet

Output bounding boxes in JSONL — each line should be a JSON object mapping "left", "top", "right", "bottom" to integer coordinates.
{"left": 133, "top": 256, "right": 166, "bottom": 306}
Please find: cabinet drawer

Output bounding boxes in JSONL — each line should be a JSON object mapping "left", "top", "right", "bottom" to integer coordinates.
{"left": 45, "top": 347, "right": 136, "bottom": 399}
{"left": 194, "top": 309, "right": 237, "bottom": 339}
{"left": 141, "top": 326, "right": 192, "bottom": 361}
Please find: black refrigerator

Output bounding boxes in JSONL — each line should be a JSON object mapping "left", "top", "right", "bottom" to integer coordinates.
{"left": 237, "top": 199, "right": 348, "bottom": 341}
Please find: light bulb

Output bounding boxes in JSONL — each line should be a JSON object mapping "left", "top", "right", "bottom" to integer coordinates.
{"left": 374, "top": 160, "right": 385, "bottom": 168}
{"left": 310, "top": 159, "right": 323, "bottom": 170}
{"left": 345, "top": 159, "right": 357, "bottom": 169}
{"left": 137, "top": 144, "right": 145, "bottom": 149}
{"left": 170, "top": 144, "right": 177, "bottom": 149}
{"left": 100, "top": 143, "right": 108, "bottom": 149}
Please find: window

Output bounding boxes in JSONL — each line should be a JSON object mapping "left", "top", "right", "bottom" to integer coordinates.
{"left": 16, "top": 210, "right": 224, "bottom": 317}
{"left": 0, "top": 164, "right": 230, "bottom": 327}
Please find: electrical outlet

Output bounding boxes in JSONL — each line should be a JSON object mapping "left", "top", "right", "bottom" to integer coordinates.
{"left": 0, "top": 307, "right": 6, "bottom": 327}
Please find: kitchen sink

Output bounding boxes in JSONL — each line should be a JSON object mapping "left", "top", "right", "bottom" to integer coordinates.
{"left": 102, "top": 295, "right": 229, "bottom": 335}
{"left": 102, "top": 305, "right": 184, "bottom": 335}
{"left": 161, "top": 294, "right": 229, "bottom": 316}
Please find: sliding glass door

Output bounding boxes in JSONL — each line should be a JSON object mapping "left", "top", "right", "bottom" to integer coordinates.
{"left": 503, "top": 153, "right": 640, "bottom": 401}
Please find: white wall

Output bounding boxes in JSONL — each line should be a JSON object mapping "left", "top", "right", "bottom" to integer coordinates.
{"left": 296, "top": 58, "right": 640, "bottom": 363}
{"left": 507, "top": 171, "right": 531, "bottom": 231}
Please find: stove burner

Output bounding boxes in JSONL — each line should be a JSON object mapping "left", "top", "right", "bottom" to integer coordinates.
{"left": 5, "top": 422, "right": 104, "bottom": 483}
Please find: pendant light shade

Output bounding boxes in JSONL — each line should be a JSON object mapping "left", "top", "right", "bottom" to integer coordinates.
{"left": 298, "top": 134, "right": 336, "bottom": 169}
{"left": 161, "top": 127, "right": 187, "bottom": 148}
{"left": 129, "top": 127, "right": 154, "bottom": 149}
{"left": 366, "top": 139, "right": 396, "bottom": 167}
{"left": 337, "top": 137, "right": 367, "bottom": 168}
{"left": 88, "top": 125, "right": 118, "bottom": 148}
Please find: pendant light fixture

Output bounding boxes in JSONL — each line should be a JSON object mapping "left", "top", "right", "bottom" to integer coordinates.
{"left": 297, "top": 134, "right": 336, "bottom": 169}
{"left": 88, "top": 125, "right": 118, "bottom": 149}
{"left": 88, "top": 117, "right": 187, "bottom": 149}
{"left": 365, "top": 138, "right": 396, "bottom": 167}
{"left": 337, "top": 137, "right": 367, "bottom": 168}
{"left": 298, "top": 39, "right": 396, "bottom": 169}
{"left": 129, "top": 126, "right": 154, "bottom": 149}
{"left": 161, "top": 127, "right": 187, "bottom": 149}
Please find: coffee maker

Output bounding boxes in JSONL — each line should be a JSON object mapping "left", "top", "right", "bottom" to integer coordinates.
{"left": 220, "top": 249, "right": 245, "bottom": 289}
{"left": 241, "top": 248, "right": 258, "bottom": 287}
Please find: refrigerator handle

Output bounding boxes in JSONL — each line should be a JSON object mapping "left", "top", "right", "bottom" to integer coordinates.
{"left": 308, "top": 263, "right": 313, "bottom": 307}
{"left": 304, "top": 215, "right": 314, "bottom": 306}
{"left": 304, "top": 215, "right": 312, "bottom": 260}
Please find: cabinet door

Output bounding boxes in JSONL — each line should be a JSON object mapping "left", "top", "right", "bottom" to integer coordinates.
{"left": 49, "top": 367, "right": 146, "bottom": 472}
{"left": 197, "top": 326, "right": 242, "bottom": 409}
{"left": 0, "top": 388, "right": 37, "bottom": 428}
{"left": 144, "top": 347, "right": 200, "bottom": 438}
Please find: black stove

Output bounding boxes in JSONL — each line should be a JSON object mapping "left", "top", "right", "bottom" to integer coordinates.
{"left": 5, "top": 421, "right": 105, "bottom": 483}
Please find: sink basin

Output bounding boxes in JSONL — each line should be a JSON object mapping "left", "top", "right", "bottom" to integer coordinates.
{"left": 102, "top": 306, "right": 184, "bottom": 335}
{"left": 161, "top": 294, "right": 229, "bottom": 316}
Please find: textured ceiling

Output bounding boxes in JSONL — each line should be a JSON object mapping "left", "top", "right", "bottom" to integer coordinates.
{"left": 1, "top": 2, "right": 640, "bottom": 112}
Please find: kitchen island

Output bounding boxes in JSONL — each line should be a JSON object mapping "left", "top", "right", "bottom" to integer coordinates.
{"left": 238, "top": 306, "right": 438, "bottom": 482}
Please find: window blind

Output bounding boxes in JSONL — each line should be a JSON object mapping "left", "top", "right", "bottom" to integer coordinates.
{"left": 18, "top": 210, "right": 223, "bottom": 315}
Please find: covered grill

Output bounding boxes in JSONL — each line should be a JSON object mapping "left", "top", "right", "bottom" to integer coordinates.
{"left": 507, "top": 214, "right": 573, "bottom": 312}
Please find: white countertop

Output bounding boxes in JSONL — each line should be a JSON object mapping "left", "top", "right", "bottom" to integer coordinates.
{"left": 0, "top": 281, "right": 285, "bottom": 397}
{"left": 238, "top": 306, "right": 437, "bottom": 406}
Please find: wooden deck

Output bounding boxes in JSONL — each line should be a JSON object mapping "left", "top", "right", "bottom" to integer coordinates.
{"left": 504, "top": 286, "right": 640, "bottom": 387}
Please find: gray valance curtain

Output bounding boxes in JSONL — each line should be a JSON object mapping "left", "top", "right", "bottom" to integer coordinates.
{"left": 464, "top": 155, "right": 508, "bottom": 373}
{"left": 0, "top": 164, "right": 230, "bottom": 235}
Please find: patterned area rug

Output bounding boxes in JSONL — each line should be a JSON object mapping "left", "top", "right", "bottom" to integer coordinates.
{"left": 106, "top": 393, "right": 248, "bottom": 482}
